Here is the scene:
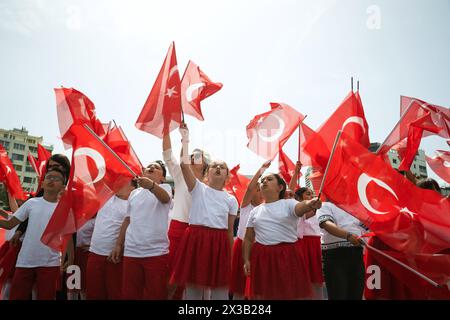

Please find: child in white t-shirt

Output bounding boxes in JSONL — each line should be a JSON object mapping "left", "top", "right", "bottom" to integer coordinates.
{"left": 170, "top": 123, "right": 238, "bottom": 300}
{"left": 0, "top": 168, "right": 67, "bottom": 300}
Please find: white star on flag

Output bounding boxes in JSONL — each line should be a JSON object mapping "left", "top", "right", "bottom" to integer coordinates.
{"left": 165, "top": 86, "right": 177, "bottom": 98}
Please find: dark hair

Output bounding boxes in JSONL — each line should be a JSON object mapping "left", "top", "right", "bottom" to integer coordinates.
{"left": 261, "top": 173, "right": 287, "bottom": 199}
{"left": 45, "top": 167, "right": 68, "bottom": 185}
{"left": 417, "top": 178, "right": 441, "bottom": 193}
{"left": 295, "top": 187, "right": 311, "bottom": 200}
{"left": 153, "top": 160, "right": 167, "bottom": 178}
{"left": 47, "top": 154, "right": 71, "bottom": 174}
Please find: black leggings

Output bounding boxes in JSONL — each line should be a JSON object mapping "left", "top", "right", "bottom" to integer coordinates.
{"left": 323, "top": 246, "right": 365, "bottom": 300}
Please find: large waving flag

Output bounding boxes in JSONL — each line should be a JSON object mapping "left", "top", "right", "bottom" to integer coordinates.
{"left": 246, "top": 103, "right": 305, "bottom": 160}
{"left": 0, "top": 144, "right": 26, "bottom": 200}
{"left": 321, "top": 131, "right": 450, "bottom": 256}
{"left": 426, "top": 150, "right": 450, "bottom": 184}
{"left": 28, "top": 144, "right": 52, "bottom": 193}
{"left": 278, "top": 147, "right": 298, "bottom": 187}
{"left": 303, "top": 91, "right": 370, "bottom": 170}
{"left": 180, "top": 60, "right": 223, "bottom": 121}
{"left": 41, "top": 125, "right": 135, "bottom": 251}
{"left": 55, "top": 87, "right": 106, "bottom": 148}
{"left": 135, "top": 42, "right": 182, "bottom": 139}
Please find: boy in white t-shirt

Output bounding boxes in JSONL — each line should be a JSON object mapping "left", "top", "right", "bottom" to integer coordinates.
{"left": 86, "top": 181, "right": 135, "bottom": 300}
{"left": 112, "top": 161, "right": 172, "bottom": 300}
{"left": 0, "top": 168, "right": 67, "bottom": 300}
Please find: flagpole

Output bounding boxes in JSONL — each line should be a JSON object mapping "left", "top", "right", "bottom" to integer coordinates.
{"left": 360, "top": 238, "right": 441, "bottom": 288}
{"left": 112, "top": 120, "right": 144, "bottom": 169}
{"left": 298, "top": 115, "right": 308, "bottom": 186}
{"left": 351, "top": 77, "right": 354, "bottom": 92}
{"left": 357, "top": 80, "right": 360, "bottom": 92}
{"left": 317, "top": 130, "right": 342, "bottom": 200}
{"left": 375, "top": 98, "right": 416, "bottom": 154}
{"left": 179, "top": 61, "right": 191, "bottom": 124}
{"left": 82, "top": 124, "right": 138, "bottom": 178}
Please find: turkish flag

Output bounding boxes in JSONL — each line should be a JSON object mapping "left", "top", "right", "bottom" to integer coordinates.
{"left": 426, "top": 150, "right": 450, "bottom": 184}
{"left": 398, "top": 111, "right": 449, "bottom": 171}
{"left": 278, "top": 147, "right": 298, "bottom": 187}
{"left": 224, "top": 164, "right": 250, "bottom": 207}
{"left": 0, "top": 144, "right": 26, "bottom": 200}
{"left": 55, "top": 87, "right": 106, "bottom": 148}
{"left": 33, "top": 144, "right": 52, "bottom": 193}
{"left": 303, "top": 91, "right": 370, "bottom": 170}
{"left": 180, "top": 60, "right": 223, "bottom": 121}
{"left": 103, "top": 122, "right": 143, "bottom": 176}
{"left": 298, "top": 122, "right": 316, "bottom": 167}
{"left": 320, "top": 131, "right": 450, "bottom": 255}
{"left": 41, "top": 125, "right": 135, "bottom": 251}
{"left": 135, "top": 42, "right": 182, "bottom": 139}
{"left": 246, "top": 103, "right": 305, "bottom": 160}
{"left": 27, "top": 153, "right": 39, "bottom": 175}
{"left": 378, "top": 96, "right": 449, "bottom": 161}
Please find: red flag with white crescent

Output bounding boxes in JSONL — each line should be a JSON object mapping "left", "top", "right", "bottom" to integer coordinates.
{"left": 180, "top": 60, "right": 223, "bottom": 121}
{"left": 426, "top": 150, "right": 450, "bottom": 184}
{"left": 246, "top": 103, "right": 305, "bottom": 160}
{"left": 135, "top": 42, "right": 182, "bottom": 139}
{"left": 41, "top": 125, "right": 135, "bottom": 251}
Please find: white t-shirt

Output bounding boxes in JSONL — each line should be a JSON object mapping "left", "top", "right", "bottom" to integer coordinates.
{"left": 76, "top": 218, "right": 95, "bottom": 247}
{"left": 237, "top": 204, "right": 255, "bottom": 240}
{"left": 13, "top": 197, "right": 61, "bottom": 268}
{"left": 246, "top": 199, "right": 299, "bottom": 245}
{"left": 317, "top": 202, "right": 365, "bottom": 250}
{"left": 297, "top": 214, "right": 321, "bottom": 238}
{"left": 90, "top": 196, "right": 129, "bottom": 256}
{"left": 189, "top": 180, "right": 238, "bottom": 229}
{"left": 124, "top": 185, "right": 172, "bottom": 258}
{"left": 163, "top": 149, "right": 190, "bottom": 223}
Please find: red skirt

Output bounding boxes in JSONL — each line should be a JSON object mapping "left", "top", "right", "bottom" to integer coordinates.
{"left": 170, "top": 225, "right": 230, "bottom": 288}
{"left": 230, "top": 238, "right": 247, "bottom": 295}
{"left": 168, "top": 219, "right": 189, "bottom": 273}
{"left": 250, "top": 241, "right": 312, "bottom": 300}
{"left": 296, "top": 236, "right": 324, "bottom": 284}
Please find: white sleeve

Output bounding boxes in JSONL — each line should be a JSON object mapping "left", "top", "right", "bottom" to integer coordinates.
{"left": 246, "top": 208, "right": 257, "bottom": 228}
{"left": 12, "top": 200, "right": 32, "bottom": 222}
{"left": 162, "top": 148, "right": 182, "bottom": 180}
{"left": 228, "top": 196, "right": 239, "bottom": 216}
{"left": 190, "top": 179, "right": 202, "bottom": 196}
{"left": 286, "top": 199, "right": 298, "bottom": 217}
{"left": 317, "top": 203, "right": 336, "bottom": 225}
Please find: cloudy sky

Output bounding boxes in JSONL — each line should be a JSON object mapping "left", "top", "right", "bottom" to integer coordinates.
{"left": 0, "top": 0, "right": 449, "bottom": 184}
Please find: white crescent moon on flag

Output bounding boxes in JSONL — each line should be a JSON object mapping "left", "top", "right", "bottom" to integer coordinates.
{"left": 169, "top": 65, "right": 179, "bottom": 79}
{"left": 444, "top": 161, "right": 450, "bottom": 168}
{"left": 5, "top": 165, "right": 11, "bottom": 175}
{"left": 357, "top": 173, "right": 398, "bottom": 215}
{"left": 257, "top": 113, "right": 286, "bottom": 142}
{"left": 74, "top": 147, "right": 106, "bottom": 185}
{"left": 186, "top": 82, "right": 206, "bottom": 102}
{"left": 342, "top": 116, "right": 366, "bottom": 133}
{"left": 39, "top": 162, "right": 46, "bottom": 175}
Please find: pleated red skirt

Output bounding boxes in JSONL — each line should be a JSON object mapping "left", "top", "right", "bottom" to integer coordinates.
{"left": 170, "top": 225, "right": 230, "bottom": 288}
{"left": 230, "top": 238, "right": 246, "bottom": 295}
{"left": 250, "top": 241, "right": 312, "bottom": 300}
{"left": 296, "top": 236, "right": 324, "bottom": 284}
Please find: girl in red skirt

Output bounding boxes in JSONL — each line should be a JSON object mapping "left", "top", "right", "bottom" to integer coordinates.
{"left": 162, "top": 131, "right": 211, "bottom": 299}
{"left": 170, "top": 123, "right": 238, "bottom": 300}
{"left": 242, "top": 163, "right": 322, "bottom": 300}
{"left": 229, "top": 164, "right": 264, "bottom": 300}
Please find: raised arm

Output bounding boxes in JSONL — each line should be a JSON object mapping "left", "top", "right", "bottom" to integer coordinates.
{"left": 136, "top": 177, "right": 171, "bottom": 204}
{"left": 288, "top": 161, "right": 302, "bottom": 192}
{"left": 294, "top": 197, "right": 322, "bottom": 217}
{"left": 163, "top": 132, "right": 172, "bottom": 152}
{"left": 241, "top": 160, "right": 271, "bottom": 208}
{"left": 179, "top": 123, "right": 197, "bottom": 192}
{"left": 7, "top": 190, "right": 19, "bottom": 213}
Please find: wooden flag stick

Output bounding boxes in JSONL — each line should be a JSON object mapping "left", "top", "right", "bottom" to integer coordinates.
{"left": 317, "top": 130, "right": 342, "bottom": 200}
{"left": 351, "top": 77, "right": 354, "bottom": 92}
{"left": 112, "top": 120, "right": 144, "bottom": 169}
{"left": 297, "top": 115, "right": 308, "bottom": 186}
{"left": 83, "top": 124, "right": 138, "bottom": 178}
